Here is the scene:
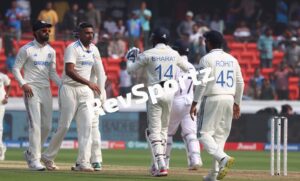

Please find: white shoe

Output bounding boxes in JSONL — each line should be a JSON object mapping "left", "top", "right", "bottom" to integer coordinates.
{"left": 189, "top": 163, "right": 201, "bottom": 170}
{"left": 217, "top": 156, "right": 235, "bottom": 180}
{"left": 72, "top": 163, "right": 94, "bottom": 172}
{"left": 150, "top": 164, "right": 168, "bottom": 177}
{"left": 203, "top": 172, "right": 219, "bottom": 181}
{"left": 0, "top": 146, "right": 6, "bottom": 161}
{"left": 41, "top": 155, "right": 59, "bottom": 171}
{"left": 189, "top": 159, "right": 203, "bottom": 170}
{"left": 24, "top": 151, "right": 45, "bottom": 171}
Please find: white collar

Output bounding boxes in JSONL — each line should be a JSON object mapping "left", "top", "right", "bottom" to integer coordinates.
{"left": 33, "top": 39, "right": 47, "bottom": 48}
{"left": 155, "top": 43, "right": 167, "bottom": 48}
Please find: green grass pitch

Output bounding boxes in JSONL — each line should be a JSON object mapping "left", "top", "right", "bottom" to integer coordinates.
{"left": 0, "top": 149, "right": 299, "bottom": 181}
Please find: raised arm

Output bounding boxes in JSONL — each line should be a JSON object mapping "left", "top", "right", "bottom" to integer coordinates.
{"left": 126, "top": 48, "right": 147, "bottom": 74}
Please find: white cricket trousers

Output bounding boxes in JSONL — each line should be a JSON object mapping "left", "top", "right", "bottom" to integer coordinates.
{"left": 24, "top": 85, "right": 52, "bottom": 161}
{"left": 0, "top": 105, "right": 5, "bottom": 148}
{"left": 147, "top": 91, "right": 174, "bottom": 168}
{"left": 91, "top": 113, "right": 102, "bottom": 163}
{"left": 167, "top": 96, "right": 200, "bottom": 166}
{"left": 198, "top": 95, "right": 233, "bottom": 167}
{"left": 43, "top": 84, "right": 94, "bottom": 164}
{"left": 168, "top": 96, "right": 197, "bottom": 136}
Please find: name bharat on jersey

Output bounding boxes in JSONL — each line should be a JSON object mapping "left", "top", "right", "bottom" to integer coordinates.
{"left": 151, "top": 56, "right": 176, "bottom": 61}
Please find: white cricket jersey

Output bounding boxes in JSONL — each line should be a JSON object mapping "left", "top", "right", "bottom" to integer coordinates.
{"left": 194, "top": 49, "right": 244, "bottom": 104}
{"left": 62, "top": 40, "right": 101, "bottom": 87}
{"left": 127, "top": 43, "right": 189, "bottom": 85}
{"left": 174, "top": 56, "right": 195, "bottom": 98}
{"left": 0, "top": 72, "right": 10, "bottom": 104}
{"left": 13, "top": 40, "right": 61, "bottom": 87}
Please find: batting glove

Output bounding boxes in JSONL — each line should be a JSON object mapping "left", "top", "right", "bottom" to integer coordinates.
{"left": 125, "top": 47, "right": 140, "bottom": 63}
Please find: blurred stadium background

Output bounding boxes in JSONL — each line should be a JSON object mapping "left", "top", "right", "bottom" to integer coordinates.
{"left": 0, "top": 1, "right": 300, "bottom": 178}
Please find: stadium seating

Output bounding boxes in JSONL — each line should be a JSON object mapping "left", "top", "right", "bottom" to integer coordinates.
{"left": 227, "top": 40, "right": 300, "bottom": 100}
{"left": 1, "top": 38, "right": 298, "bottom": 100}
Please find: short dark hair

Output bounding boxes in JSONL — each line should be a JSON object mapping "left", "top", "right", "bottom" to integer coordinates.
{"left": 78, "top": 22, "right": 93, "bottom": 31}
{"left": 203, "top": 30, "right": 223, "bottom": 48}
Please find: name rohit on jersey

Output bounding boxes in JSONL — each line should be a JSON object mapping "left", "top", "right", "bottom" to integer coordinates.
{"left": 33, "top": 61, "right": 51, "bottom": 66}
{"left": 151, "top": 56, "right": 175, "bottom": 62}
{"left": 216, "top": 60, "right": 233, "bottom": 67}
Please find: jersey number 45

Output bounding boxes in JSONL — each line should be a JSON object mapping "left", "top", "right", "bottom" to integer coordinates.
{"left": 216, "top": 70, "right": 234, "bottom": 87}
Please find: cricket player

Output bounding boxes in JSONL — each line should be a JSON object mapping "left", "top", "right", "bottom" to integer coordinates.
{"left": 12, "top": 20, "right": 61, "bottom": 171}
{"left": 71, "top": 46, "right": 107, "bottom": 171}
{"left": 165, "top": 40, "right": 202, "bottom": 170}
{"left": 41, "top": 22, "right": 103, "bottom": 172}
{"left": 190, "top": 30, "right": 244, "bottom": 181}
{"left": 0, "top": 72, "right": 11, "bottom": 161}
{"left": 126, "top": 27, "right": 189, "bottom": 177}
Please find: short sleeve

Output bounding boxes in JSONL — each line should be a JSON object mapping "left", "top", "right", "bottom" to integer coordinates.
{"left": 64, "top": 46, "right": 77, "bottom": 64}
{"left": 3, "top": 74, "right": 11, "bottom": 86}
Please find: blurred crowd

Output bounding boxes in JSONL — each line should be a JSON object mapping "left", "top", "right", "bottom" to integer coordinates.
{"left": 1, "top": 0, "right": 300, "bottom": 100}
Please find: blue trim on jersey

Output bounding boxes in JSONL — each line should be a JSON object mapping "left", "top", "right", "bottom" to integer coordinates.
{"left": 72, "top": 40, "right": 80, "bottom": 48}
{"left": 23, "top": 41, "right": 35, "bottom": 50}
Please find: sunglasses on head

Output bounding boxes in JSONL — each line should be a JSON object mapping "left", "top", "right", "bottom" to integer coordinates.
{"left": 40, "top": 29, "right": 51, "bottom": 33}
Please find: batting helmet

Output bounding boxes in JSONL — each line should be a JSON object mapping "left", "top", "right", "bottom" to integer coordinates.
{"left": 172, "top": 40, "right": 189, "bottom": 56}
{"left": 151, "top": 27, "right": 170, "bottom": 43}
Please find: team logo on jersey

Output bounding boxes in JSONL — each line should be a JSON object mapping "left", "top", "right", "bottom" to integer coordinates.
{"left": 48, "top": 53, "right": 52, "bottom": 58}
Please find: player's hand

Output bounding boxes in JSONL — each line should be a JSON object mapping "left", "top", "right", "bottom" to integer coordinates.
{"left": 22, "top": 84, "right": 34, "bottom": 98}
{"left": 233, "top": 103, "right": 240, "bottom": 120}
{"left": 125, "top": 47, "right": 140, "bottom": 62}
{"left": 88, "top": 82, "right": 101, "bottom": 95}
{"left": 190, "top": 101, "right": 198, "bottom": 121}
{"left": 2, "top": 97, "right": 8, "bottom": 104}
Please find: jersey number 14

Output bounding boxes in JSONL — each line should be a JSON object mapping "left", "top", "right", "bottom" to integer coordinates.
{"left": 155, "top": 64, "right": 173, "bottom": 80}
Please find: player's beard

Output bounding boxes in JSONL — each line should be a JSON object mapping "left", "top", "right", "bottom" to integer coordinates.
{"left": 205, "top": 45, "right": 210, "bottom": 53}
{"left": 41, "top": 35, "right": 49, "bottom": 42}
